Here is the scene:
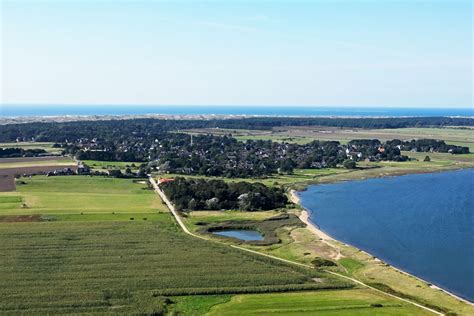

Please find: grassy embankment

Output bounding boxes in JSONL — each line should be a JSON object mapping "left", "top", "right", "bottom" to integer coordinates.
{"left": 0, "top": 175, "right": 360, "bottom": 315}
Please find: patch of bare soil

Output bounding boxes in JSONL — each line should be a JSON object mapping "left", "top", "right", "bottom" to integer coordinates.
{"left": 0, "top": 175, "right": 15, "bottom": 191}
{"left": 0, "top": 215, "right": 43, "bottom": 222}
{"left": 0, "top": 165, "right": 78, "bottom": 191}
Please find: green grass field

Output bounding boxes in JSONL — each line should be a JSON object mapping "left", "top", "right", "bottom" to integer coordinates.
{"left": 82, "top": 160, "right": 142, "bottom": 172}
{"left": 206, "top": 290, "right": 432, "bottom": 315}
{"left": 0, "top": 176, "right": 167, "bottom": 215}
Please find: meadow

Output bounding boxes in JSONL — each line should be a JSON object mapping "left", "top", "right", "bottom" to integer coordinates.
{"left": 207, "top": 289, "right": 433, "bottom": 315}
{"left": 0, "top": 176, "right": 167, "bottom": 215}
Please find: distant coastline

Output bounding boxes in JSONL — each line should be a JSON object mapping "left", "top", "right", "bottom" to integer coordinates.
{"left": 1, "top": 104, "right": 473, "bottom": 118}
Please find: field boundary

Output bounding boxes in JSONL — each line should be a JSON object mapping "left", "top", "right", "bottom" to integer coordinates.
{"left": 148, "top": 176, "right": 443, "bottom": 315}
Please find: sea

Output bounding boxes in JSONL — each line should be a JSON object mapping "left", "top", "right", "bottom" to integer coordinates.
{"left": 298, "top": 169, "right": 474, "bottom": 302}
{"left": 0, "top": 105, "right": 473, "bottom": 117}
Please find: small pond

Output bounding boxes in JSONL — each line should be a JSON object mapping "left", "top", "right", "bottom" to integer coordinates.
{"left": 213, "top": 230, "right": 264, "bottom": 241}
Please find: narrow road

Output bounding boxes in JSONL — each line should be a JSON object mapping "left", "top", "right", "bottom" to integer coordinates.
{"left": 149, "top": 176, "right": 205, "bottom": 239}
{"left": 149, "top": 176, "right": 443, "bottom": 316}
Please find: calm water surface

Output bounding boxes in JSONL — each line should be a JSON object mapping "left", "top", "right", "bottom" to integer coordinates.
{"left": 298, "top": 169, "right": 474, "bottom": 301}
{"left": 1, "top": 105, "right": 472, "bottom": 117}
{"left": 213, "top": 230, "right": 264, "bottom": 241}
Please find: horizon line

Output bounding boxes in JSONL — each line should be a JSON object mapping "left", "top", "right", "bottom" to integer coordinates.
{"left": 1, "top": 103, "right": 473, "bottom": 110}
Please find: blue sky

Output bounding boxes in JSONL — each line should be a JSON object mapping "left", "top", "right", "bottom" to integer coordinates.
{"left": 1, "top": 0, "right": 472, "bottom": 107}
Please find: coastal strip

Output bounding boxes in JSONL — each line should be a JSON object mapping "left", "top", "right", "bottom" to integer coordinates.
{"left": 289, "top": 189, "right": 474, "bottom": 306}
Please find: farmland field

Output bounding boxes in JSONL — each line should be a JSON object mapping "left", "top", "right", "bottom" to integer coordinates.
{"left": 0, "top": 218, "right": 342, "bottom": 314}
{"left": 0, "top": 175, "right": 350, "bottom": 315}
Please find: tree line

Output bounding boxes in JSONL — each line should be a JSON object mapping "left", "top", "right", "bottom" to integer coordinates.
{"left": 0, "top": 148, "right": 47, "bottom": 158}
{"left": 161, "top": 177, "right": 288, "bottom": 211}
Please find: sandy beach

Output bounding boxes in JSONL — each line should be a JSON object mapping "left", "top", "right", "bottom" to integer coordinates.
{"left": 290, "top": 189, "right": 343, "bottom": 259}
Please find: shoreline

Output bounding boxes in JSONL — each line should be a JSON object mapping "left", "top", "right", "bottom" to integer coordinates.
{"left": 289, "top": 186, "right": 474, "bottom": 306}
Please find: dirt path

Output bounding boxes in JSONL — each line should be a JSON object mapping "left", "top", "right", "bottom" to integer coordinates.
{"left": 326, "top": 271, "right": 443, "bottom": 316}
{"left": 149, "top": 176, "right": 443, "bottom": 316}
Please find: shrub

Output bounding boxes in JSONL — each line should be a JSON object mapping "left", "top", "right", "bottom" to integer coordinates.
{"left": 311, "top": 257, "right": 337, "bottom": 267}
{"left": 343, "top": 159, "right": 357, "bottom": 169}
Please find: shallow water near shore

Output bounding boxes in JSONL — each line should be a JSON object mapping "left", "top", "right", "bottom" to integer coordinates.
{"left": 298, "top": 169, "right": 474, "bottom": 301}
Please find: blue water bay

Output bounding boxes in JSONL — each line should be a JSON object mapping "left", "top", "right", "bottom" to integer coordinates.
{"left": 298, "top": 169, "right": 474, "bottom": 301}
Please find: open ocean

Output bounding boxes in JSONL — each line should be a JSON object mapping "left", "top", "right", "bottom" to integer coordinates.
{"left": 298, "top": 169, "right": 474, "bottom": 301}
{"left": 0, "top": 105, "right": 472, "bottom": 117}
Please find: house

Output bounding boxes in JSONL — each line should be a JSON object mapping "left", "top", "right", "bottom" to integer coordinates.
{"left": 158, "top": 178, "right": 175, "bottom": 185}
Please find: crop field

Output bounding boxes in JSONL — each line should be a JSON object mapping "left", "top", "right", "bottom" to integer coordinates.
{"left": 0, "top": 175, "right": 352, "bottom": 314}
{"left": 206, "top": 289, "right": 433, "bottom": 315}
{"left": 0, "top": 217, "right": 346, "bottom": 314}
